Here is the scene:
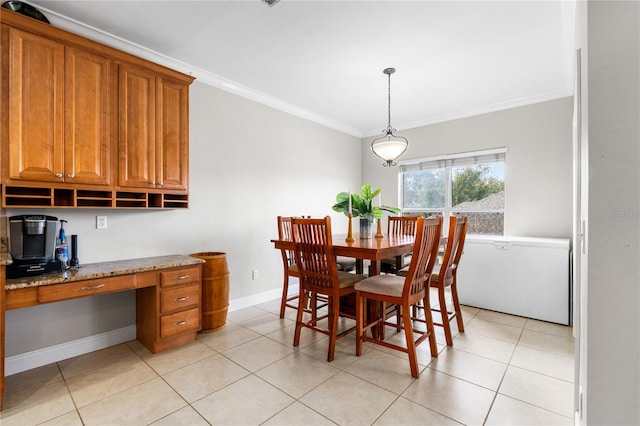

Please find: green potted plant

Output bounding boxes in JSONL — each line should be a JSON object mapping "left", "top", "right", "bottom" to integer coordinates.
{"left": 332, "top": 184, "right": 400, "bottom": 238}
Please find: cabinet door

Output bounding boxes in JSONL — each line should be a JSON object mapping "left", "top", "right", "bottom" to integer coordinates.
{"left": 118, "top": 63, "right": 156, "bottom": 188}
{"left": 65, "top": 47, "right": 112, "bottom": 185}
{"left": 156, "top": 77, "right": 189, "bottom": 191}
{"left": 8, "top": 28, "right": 64, "bottom": 182}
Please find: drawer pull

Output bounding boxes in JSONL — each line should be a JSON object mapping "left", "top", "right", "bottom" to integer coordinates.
{"left": 81, "top": 284, "right": 105, "bottom": 291}
{"left": 175, "top": 320, "right": 188, "bottom": 326}
{"left": 176, "top": 275, "right": 190, "bottom": 280}
{"left": 175, "top": 296, "right": 190, "bottom": 302}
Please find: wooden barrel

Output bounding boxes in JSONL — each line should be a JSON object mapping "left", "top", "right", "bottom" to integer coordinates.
{"left": 190, "top": 252, "right": 229, "bottom": 332}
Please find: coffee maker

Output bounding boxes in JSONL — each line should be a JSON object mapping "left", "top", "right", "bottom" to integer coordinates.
{"left": 6, "top": 215, "right": 62, "bottom": 278}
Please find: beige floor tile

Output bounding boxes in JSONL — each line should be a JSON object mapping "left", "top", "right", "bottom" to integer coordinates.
{"left": 197, "top": 322, "right": 261, "bottom": 352}
{"left": 65, "top": 355, "right": 157, "bottom": 408}
{"left": 374, "top": 396, "right": 462, "bottom": 425}
{"left": 239, "top": 311, "right": 295, "bottom": 335}
{"left": 163, "top": 353, "right": 250, "bottom": 402}
{"left": 486, "top": 394, "right": 573, "bottom": 425}
{"left": 0, "top": 380, "right": 76, "bottom": 426}
{"left": 525, "top": 318, "right": 574, "bottom": 338}
{"left": 77, "top": 377, "right": 186, "bottom": 425}
{"left": 193, "top": 375, "right": 294, "bottom": 425}
{"left": 227, "top": 306, "right": 270, "bottom": 323}
{"left": 452, "top": 332, "right": 516, "bottom": 363}
{"left": 300, "top": 372, "right": 397, "bottom": 425}
{"left": 519, "top": 329, "right": 575, "bottom": 357}
{"left": 39, "top": 410, "right": 84, "bottom": 425}
{"left": 499, "top": 366, "right": 574, "bottom": 418}
{"left": 58, "top": 343, "right": 137, "bottom": 379}
{"left": 132, "top": 339, "right": 217, "bottom": 375}
{"left": 222, "top": 335, "right": 294, "bottom": 372}
{"left": 4, "top": 363, "right": 63, "bottom": 394}
{"left": 476, "top": 309, "right": 528, "bottom": 328}
{"left": 429, "top": 347, "right": 507, "bottom": 391}
{"left": 256, "top": 352, "right": 339, "bottom": 398}
{"left": 460, "top": 305, "right": 480, "bottom": 323}
{"left": 345, "top": 348, "right": 420, "bottom": 394}
{"left": 463, "top": 318, "right": 524, "bottom": 343}
{"left": 265, "top": 321, "right": 328, "bottom": 349}
{"left": 402, "top": 368, "right": 495, "bottom": 425}
{"left": 510, "top": 345, "right": 574, "bottom": 382}
{"left": 151, "top": 406, "right": 210, "bottom": 426}
{"left": 263, "top": 401, "right": 336, "bottom": 425}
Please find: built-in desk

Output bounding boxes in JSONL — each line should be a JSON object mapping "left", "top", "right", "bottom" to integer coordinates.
{"left": 0, "top": 254, "right": 204, "bottom": 411}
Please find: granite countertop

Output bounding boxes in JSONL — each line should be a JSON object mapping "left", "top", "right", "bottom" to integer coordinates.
{"left": 0, "top": 237, "right": 12, "bottom": 266}
{"left": 6, "top": 254, "right": 205, "bottom": 291}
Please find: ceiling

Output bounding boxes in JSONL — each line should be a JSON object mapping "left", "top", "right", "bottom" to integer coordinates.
{"left": 26, "top": 0, "right": 576, "bottom": 137}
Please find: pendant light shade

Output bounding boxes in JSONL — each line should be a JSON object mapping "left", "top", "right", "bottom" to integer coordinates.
{"left": 370, "top": 67, "right": 408, "bottom": 167}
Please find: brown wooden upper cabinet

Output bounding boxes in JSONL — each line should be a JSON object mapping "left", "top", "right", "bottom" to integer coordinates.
{"left": 1, "top": 10, "right": 194, "bottom": 208}
{"left": 6, "top": 28, "right": 112, "bottom": 185}
{"left": 118, "top": 65, "right": 189, "bottom": 191}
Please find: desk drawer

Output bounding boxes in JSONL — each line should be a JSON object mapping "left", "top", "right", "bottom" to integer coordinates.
{"left": 160, "top": 266, "right": 200, "bottom": 288}
{"left": 39, "top": 274, "right": 136, "bottom": 303}
{"left": 160, "top": 284, "right": 200, "bottom": 313}
{"left": 160, "top": 307, "right": 199, "bottom": 338}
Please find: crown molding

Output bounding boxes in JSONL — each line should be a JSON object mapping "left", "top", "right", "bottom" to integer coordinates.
{"left": 363, "top": 89, "right": 573, "bottom": 138}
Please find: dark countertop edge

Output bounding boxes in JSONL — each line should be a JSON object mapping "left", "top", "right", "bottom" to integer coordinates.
{"left": 6, "top": 254, "right": 205, "bottom": 291}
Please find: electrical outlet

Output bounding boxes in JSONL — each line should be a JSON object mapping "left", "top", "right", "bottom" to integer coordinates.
{"left": 96, "top": 215, "right": 108, "bottom": 229}
{"left": 252, "top": 270, "right": 259, "bottom": 280}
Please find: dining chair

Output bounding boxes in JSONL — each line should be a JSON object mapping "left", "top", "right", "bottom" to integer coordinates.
{"left": 291, "top": 216, "right": 366, "bottom": 362}
{"left": 277, "top": 216, "right": 301, "bottom": 318}
{"left": 430, "top": 215, "right": 468, "bottom": 346}
{"left": 398, "top": 215, "right": 468, "bottom": 346}
{"left": 354, "top": 216, "right": 442, "bottom": 378}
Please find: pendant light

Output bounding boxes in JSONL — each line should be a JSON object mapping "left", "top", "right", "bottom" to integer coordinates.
{"left": 370, "top": 67, "right": 408, "bottom": 167}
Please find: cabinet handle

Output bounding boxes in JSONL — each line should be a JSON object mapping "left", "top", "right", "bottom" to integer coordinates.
{"left": 175, "top": 320, "right": 188, "bottom": 326}
{"left": 158, "top": 182, "right": 164, "bottom": 187}
{"left": 55, "top": 173, "right": 63, "bottom": 178}
{"left": 150, "top": 181, "right": 156, "bottom": 185}
{"left": 67, "top": 173, "right": 75, "bottom": 179}
{"left": 81, "top": 284, "right": 105, "bottom": 291}
{"left": 176, "top": 275, "right": 190, "bottom": 280}
{"left": 175, "top": 296, "right": 190, "bottom": 302}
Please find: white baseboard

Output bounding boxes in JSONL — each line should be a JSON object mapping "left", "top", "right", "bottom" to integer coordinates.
{"left": 228, "top": 282, "right": 298, "bottom": 312}
{"left": 5, "top": 284, "right": 299, "bottom": 376}
{"left": 5, "top": 326, "right": 136, "bottom": 376}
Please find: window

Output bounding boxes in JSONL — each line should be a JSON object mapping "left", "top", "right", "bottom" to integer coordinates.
{"left": 399, "top": 148, "right": 506, "bottom": 235}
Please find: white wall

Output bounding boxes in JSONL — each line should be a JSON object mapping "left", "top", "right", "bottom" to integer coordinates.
{"left": 362, "top": 97, "right": 574, "bottom": 239}
{"left": 586, "top": 1, "right": 639, "bottom": 424}
{"left": 5, "top": 81, "right": 362, "bottom": 357}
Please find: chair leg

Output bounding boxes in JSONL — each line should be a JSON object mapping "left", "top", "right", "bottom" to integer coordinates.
{"left": 402, "top": 303, "right": 419, "bottom": 378}
{"left": 356, "top": 292, "right": 364, "bottom": 356}
{"left": 451, "top": 281, "right": 465, "bottom": 332}
{"left": 279, "top": 274, "right": 290, "bottom": 318}
{"left": 327, "top": 295, "right": 340, "bottom": 362}
{"left": 438, "top": 287, "right": 454, "bottom": 346}
{"left": 293, "top": 292, "right": 305, "bottom": 347}
{"left": 423, "top": 293, "right": 438, "bottom": 356}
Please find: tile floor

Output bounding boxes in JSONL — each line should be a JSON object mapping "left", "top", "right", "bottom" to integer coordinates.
{"left": 0, "top": 295, "right": 575, "bottom": 425}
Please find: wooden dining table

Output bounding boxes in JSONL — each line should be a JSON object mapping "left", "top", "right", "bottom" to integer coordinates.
{"left": 271, "top": 233, "right": 416, "bottom": 276}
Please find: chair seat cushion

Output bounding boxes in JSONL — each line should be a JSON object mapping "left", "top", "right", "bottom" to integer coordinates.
{"left": 338, "top": 271, "right": 366, "bottom": 288}
{"left": 354, "top": 274, "right": 405, "bottom": 297}
{"left": 336, "top": 256, "right": 356, "bottom": 271}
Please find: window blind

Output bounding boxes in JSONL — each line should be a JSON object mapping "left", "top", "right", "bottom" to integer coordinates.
{"left": 399, "top": 148, "right": 506, "bottom": 173}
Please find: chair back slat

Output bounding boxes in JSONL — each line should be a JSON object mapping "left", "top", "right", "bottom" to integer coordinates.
{"left": 292, "top": 217, "right": 339, "bottom": 292}
{"left": 440, "top": 216, "right": 468, "bottom": 287}
{"left": 277, "top": 216, "right": 296, "bottom": 267}
{"left": 403, "top": 217, "right": 442, "bottom": 297}
{"left": 388, "top": 216, "right": 419, "bottom": 236}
